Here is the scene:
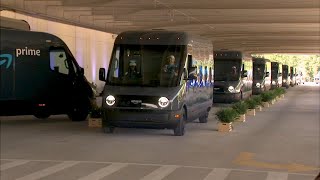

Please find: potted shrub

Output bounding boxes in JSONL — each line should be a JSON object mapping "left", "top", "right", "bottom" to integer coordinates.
{"left": 245, "top": 98, "right": 257, "bottom": 116}
{"left": 232, "top": 101, "right": 248, "bottom": 122}
{"left": 261, "top": 91, "right": 273, "bottom": 107}
{"left": 270, "top": 90, "right": 278, "bottom": 104}
{"left": 252, "top": 96, "right": 263, "bottom": 111}
{"left": 216, "top": 108, "right": 238, "bottom": 132}
{"left": 273, "top": 88, "right": 282, "bottom": 100}
{"left": 88, "top": 106, "right": 102, "bottom": 128}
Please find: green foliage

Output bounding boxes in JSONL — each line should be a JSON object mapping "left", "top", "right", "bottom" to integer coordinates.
{"left": 261, "top": 91, "right": 274, "bottom": 102}
{"left": 231, "top": 101, "right": 248, "bottom": 114}
{"left": 216, "top": 108, "right": 239, "bottom": 123}
{"left": 90, "top": 95, "right": 102, "bottom": 118}
{"left": 256, "top": 54, "right": 320, "bottom": 80}
{"left": 90, "top": 106, "right": 102, "bottom": 118}
{"left": 252, "top": 96, "right": 263, "bottom": 106}
{"left": 245, "top": 98, "right": 258, "bottom": 109}
{"left": 273, "top": 87, "right": 286, "bottom": 96}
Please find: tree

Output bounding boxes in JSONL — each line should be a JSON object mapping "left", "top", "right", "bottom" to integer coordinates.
{"left": 253, "top": 54, "right": 320, "bottom": 80}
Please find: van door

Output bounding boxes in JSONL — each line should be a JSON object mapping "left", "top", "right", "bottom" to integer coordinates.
{"left": 48, "top": 48, "right": 74, "bottom": 113}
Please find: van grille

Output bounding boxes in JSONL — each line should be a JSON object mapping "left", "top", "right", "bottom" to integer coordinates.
{"left": 115, "top": 95, "right": 159, "bottom": 108}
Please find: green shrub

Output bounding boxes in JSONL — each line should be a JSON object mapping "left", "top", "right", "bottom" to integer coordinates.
{"left": 252, "top": 96, "right": 263, "bottom": 106}
{"left": 273, "top": 88, "right": 284, "bottom": 97}
{"left": 90, "top": 106, "right": 102, "bottom": 118}
{"left": 270, "top": 90, "right": 278, "bottom": 99}
{"left": 231, "top": 101, "right": 248, "bottom": 114}
{"left": 261, "top": 91, "right": 273, "bottom": 102}
{"left": 215, "top": 108, "right": 239, "bottom": 123}
{"left": 245, "top": 98, "right": 258, "bottom": 109}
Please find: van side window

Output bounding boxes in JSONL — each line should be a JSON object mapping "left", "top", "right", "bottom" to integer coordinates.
{"left": 50, "top": 50, "right": 69, "bottom": 75}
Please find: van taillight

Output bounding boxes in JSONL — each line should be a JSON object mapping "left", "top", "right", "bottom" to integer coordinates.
{"left": 38, "top": 104, "right": 46, "bottom": 107}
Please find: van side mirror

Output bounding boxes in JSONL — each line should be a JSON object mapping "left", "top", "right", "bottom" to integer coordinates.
{"left": 242, "top": 70, "right": 248, "bottom": 77}
{"left": 266, "top": 72, "right": 270, "bottom": 77}
{"left": 99, "top": 68, "right": 106, "bottom": 81}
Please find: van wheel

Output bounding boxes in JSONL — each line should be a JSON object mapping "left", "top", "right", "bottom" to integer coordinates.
{"left": 34, "top": 112, "right": 50, "bottom": 119}
{"left": 68, "top": 110, "right": 88, "bottom": 121}
{"left": 173, "top": 111, "right": 186, "bottom": 136}
{"left": 103, "top": 127, "right": 115, "bottom": 134}
{"left": 68, "top": 105, "right": 89, "bottom": 121}
{"left": 33, "top": 107, "right": 50, "bottom": 119}
{"left": 199, "top": 113, "right": 208, "bottom": 123}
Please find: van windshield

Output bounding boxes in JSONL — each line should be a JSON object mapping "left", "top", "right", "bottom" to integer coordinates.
{"left": 107, "top": 44, "right": 185, "bottom": 87}
{"left": 253, "top": 64, "right": 265, "bottom": 80}
{"left": 214, "top": 59, "right": 241, "bottom": 81}
{"left": 271, "top": 65, "right": 279, "bottom": 78}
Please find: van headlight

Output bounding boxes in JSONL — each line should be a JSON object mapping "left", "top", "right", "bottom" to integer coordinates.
{"left": 106, "top": 95, "right": 116, "bottom": 106}
{"left": 228, "top": 86, "right": 234, "bottom": 92}
{"left": 272, "top": 81, "right": 276, "bottom": 85}
{"left": 283, "top": 79, "right": 286, "bottom": 83}
{"left": 158, "top": 97, "right": 169, "bottom": 108}
{"left": 256, "top": 83, "right": 261, "bottom": 88}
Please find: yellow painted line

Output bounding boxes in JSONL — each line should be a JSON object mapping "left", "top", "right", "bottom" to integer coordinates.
{"left": 233, "top": 152, "right": 319, "bottom": 173}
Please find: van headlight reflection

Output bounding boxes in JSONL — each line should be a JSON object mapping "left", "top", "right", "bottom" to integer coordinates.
{"left": 106, "top": 95, "right": 116, "bottom": 106}
{"left": 256, "top": 83, "right": 261, "bottom": 88}
{"left": 228, "top": 86, "right": 234, "bottom": 92}
{"left": 158, "top": 97, "right": 169, "bottom": 108}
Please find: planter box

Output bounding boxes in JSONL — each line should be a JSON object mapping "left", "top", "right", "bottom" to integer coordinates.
{"left": 88, "top": 117, "right": 102, "bottom": 128}
{"left": 218, "top": 122, "right": 233, "bottom": 132}
{"left": 236, "top": 114, "right": 246, "bottom": 122}
{"left": 270, "top": 99, "right": 275, "bottom": 105}
{"left": 246, "top": 109, "right": 256, "bottom": 116}
{"left": 262, "top": 102, "right": 270, "bottom": 107}
{"left": 256, "top": 105, "right": 262, "bottom": 112}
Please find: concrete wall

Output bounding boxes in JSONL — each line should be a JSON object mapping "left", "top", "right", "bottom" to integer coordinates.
{"left": 0, "top": 10, "right": 115, "bottom": 93}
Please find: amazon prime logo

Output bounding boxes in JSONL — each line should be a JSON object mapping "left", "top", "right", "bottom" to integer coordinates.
{"left": 0, "top": 54, "right": 13, "bottom": 69}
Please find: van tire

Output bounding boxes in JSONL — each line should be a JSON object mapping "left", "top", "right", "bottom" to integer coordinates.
{"left": 68, "top": 105, "right": 89, "bottom": 121}
{"left": 33, "top": 107, "right": 50, "bottom": 119}
{"left": 103, "top": 127, "right": 115, "bottom": 134}
{"left": 199, "top": 113, "right": 208, "bottom": 123}
{"left": 173, "top": 111, "right": 186, "bottom": 136}
{"left": 68, "top": 111, "right": 88, "bottom": 121}
{"left": 34, "top": 113, "right": 50, "bottom": 119}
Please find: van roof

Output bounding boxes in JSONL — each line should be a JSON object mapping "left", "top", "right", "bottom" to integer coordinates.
{"left": 0, "top": 16, "right": 30, "bottom": 31}
{"left": 114, "top": 31, "right": 190, "bottom": 45}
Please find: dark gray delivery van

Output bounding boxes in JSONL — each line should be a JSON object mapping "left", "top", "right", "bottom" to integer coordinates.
{"left": 99, "top": 30, "right": 213, "bottom": 136}
{"left": 0, "top": 27, "right": 93, "bottom": 121}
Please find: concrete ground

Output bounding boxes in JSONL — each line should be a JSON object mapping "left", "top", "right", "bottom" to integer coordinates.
{"left": 0, "top": 84, "right": 319, "bottom": 180}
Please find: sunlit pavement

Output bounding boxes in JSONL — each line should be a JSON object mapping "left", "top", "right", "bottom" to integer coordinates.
{"left": 1, "top": 85, "right": 319, "bottom": 180}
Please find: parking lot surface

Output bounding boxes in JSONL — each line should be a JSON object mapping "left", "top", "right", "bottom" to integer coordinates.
{"left": 1, "top": 85, "right": 319, "bottom": 180}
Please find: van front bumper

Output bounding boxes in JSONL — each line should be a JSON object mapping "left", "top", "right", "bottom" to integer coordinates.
{"left": 252, "top": 87, "right": 264, "bottom": 95}
{"left": 102, "top": 108, "right": 180, "bottom": 129}
{"left": 213, "top": 92, "right": 241, "bottom": 103}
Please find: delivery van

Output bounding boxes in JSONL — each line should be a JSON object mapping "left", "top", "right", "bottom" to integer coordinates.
{"left": 0, "top": 25, "right": 93, "bottom": 121}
